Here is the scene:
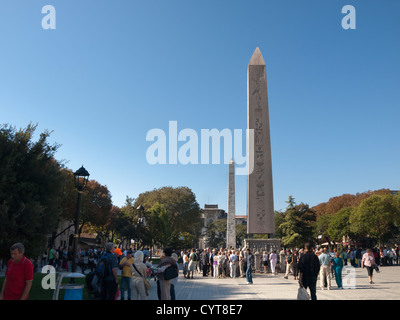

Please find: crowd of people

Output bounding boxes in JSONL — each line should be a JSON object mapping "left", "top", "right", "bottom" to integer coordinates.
{"left": 285, "top": 243, "right": 400, "bottom": 300}
{"left": 0, "top": 241, "right": 399, "bottom": 300}
{"left": 180, "top": 247, "right": 255, "bottom": 284}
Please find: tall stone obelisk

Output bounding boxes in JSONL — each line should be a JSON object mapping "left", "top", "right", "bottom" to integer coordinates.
{"left": 226, "top": 159, "right": 236, "bottom": 249}
{"left": 247, "top": 47, "right": 275, "bottom": 235}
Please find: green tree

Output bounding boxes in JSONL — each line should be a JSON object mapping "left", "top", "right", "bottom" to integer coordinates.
{"left": 205, "top": 219, "right": 226, "bottom": 249}
{"left": 0, "top": 123, "right": 64, "bottom": 258}
{"left": 350, "top": 194, "right": 400, "bottom": 247}
{"left": 236, "top": 223, "right": 247, "bottom": 248}
{"left": 147, "top": 203, "right": 175, "bottom": 247}
{"left": 278, "top": 197, "right": 316, "bottom": 248}
{"left": 327, "top": 207, "right": 355, "bottom": 244}
{"left": 314, "top": 214, "right": 332, "bottom": 245}
{"left": 133, "top": 186, "right": 202, "bottom": 247}
{"left": 274, "top": 210, "right": 285, "bottom": 240}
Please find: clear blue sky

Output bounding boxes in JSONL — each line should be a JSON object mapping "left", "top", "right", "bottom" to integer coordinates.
{"left": 1, "top": 0, "right": 399, "bottom": 215}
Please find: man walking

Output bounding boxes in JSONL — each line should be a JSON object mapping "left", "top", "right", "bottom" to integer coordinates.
{"left": 318, "top": 248, "right": 332, "bottom": 290}
{"left": 298, "top": 242, "right": 320, "bottom": 300}
{"left": 284, "top": 249, "right": 293, "bottom": 279}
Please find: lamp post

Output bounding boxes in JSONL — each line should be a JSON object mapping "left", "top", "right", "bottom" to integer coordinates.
{"left": 71, "top": 166, "right": 90, "bottom": 273}
{"left": 136, "top": 205, "right": 145, "bottom": 250}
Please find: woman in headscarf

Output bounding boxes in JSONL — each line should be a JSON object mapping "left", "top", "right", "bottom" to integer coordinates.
{"left": 130, "top": 250, "right": 148, "bottom": 300}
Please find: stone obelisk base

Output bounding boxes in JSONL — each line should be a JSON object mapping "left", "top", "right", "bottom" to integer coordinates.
{"left": 243, "top": 238, "right": 281, "bottom": 273}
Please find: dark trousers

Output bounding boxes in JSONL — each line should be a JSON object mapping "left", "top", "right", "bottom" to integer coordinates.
{"left": 101, "top": 280, "right": 118, "bottom": 300}
{"left": 242, "top": 262, "right": 247, "bottom": 276}
{"left": 302, "top": 277, "right": 317, "bottom": 300}
{"left": 203, "top": 264, "right": 209, "bottom": 276}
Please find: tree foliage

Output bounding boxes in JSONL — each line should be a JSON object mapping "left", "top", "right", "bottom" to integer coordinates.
{"left": 59, "top": 169, "right": 113, "bottom": 242}
{"left": 133, "top": 186, "right": 202, "bottom": 248}
{"left": 327, "top": 207, "right": 356, "bottom": 243}
{"left": 0, "top": 123, "right": 64, "bottom": 258}
{"left": 350, "top": 194, "right": 400, "bottom": 246}
{"left": 312, "top": 189, "right": 392, "bottom": 216}
{"left": 205, "top": 219, "right": 226, "bottom": 249}
{"left": 278, "top": 197, "right": 316, "bottom": 248}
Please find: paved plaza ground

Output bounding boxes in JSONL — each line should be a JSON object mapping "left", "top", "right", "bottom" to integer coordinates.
{"left": 145, "top": 265, "right": 400, "bottom": 300}
{"left": 1, "top": 263, "right": 399, "bottom": 300}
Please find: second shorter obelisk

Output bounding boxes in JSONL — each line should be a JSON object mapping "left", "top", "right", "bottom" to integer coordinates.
{"left": 226, "top": 159, "right": 236, "bottom": 249}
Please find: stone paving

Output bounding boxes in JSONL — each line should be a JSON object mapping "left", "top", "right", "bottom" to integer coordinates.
{"left": 145, "top": 265, "right": 400, "bottom": 300}
{"left": 1, "top": 263, "right": 399, "bottom": 300}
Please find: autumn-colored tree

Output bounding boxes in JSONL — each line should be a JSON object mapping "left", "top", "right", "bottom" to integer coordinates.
{"left": 59, "top": 171, "right": 113, "bottom": 243}
{"left": 312, "top": 189, "right": 392, "bottom": 216}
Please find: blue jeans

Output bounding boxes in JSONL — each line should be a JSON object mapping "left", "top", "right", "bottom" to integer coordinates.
{"left": 120, "top": 277, "right": 132, "bottom": 300}
{"left": 246, "top": 266, "right": 252, "bottom": 283}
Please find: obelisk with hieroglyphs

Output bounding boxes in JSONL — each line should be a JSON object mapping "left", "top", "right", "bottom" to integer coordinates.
{"left": 247, "top": 47, "right": 275, "bottom": 235}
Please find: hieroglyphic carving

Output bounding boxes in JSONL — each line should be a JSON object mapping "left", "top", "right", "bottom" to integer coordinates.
{"left": 227, "top": 160, "right": 236, "bottom": 248}
{"left": 247, "top": 48, "right": 274, "bottom": 235}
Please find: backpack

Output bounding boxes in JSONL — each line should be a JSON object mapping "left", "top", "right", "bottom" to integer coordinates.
{"left": 191, "top": 253, "right": 197, "bottom": 261}
{"left": 95, "top": 252, "right": 112, "bottom": 279}
{"left": 287, "top": 255, "right": 292, "bottom": 263}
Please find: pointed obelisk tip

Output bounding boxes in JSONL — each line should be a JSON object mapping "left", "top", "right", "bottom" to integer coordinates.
{"left": 249, "top": 47, "right": 266, "bottom": 66}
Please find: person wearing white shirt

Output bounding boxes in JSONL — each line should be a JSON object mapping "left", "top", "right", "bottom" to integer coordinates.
{"left": 229, "top": 252, "right": 238, "bottom": 278}
{"left": 269, "top": 251, "right": 277, "bottom": 275}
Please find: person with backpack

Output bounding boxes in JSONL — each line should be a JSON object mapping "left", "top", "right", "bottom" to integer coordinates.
{"left": 157, "top": 248, "right": 179, "bottom": 300}
{"left": 187, "top": 249, "right": 196, "bottom": 279}
{"left": 97, "top": 243, "right": 119, "bottom": 300}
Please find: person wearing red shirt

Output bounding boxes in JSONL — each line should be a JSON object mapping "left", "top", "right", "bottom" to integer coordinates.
{"left": 0, "top": 243, "right": 34, "bottom": 300}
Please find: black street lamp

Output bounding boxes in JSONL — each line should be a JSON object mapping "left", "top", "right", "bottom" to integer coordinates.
{"left": 71, "top": 166, "right": 90, "bottom": 273}
{"left": 136, "top": 205, "right": 145, "bottom": 250}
